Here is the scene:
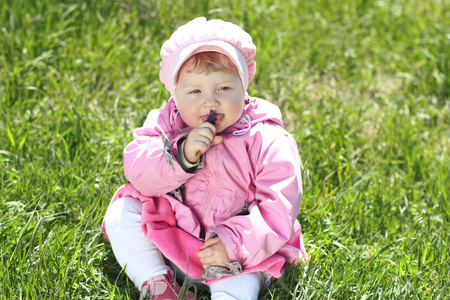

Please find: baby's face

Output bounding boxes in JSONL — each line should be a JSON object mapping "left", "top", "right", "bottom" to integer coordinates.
{"left": 175, "top": 69, "right": 245, "bottom": 133}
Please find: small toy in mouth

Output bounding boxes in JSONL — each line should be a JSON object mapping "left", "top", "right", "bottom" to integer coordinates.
{"left": 206, "top": 110, "right": 217, "bottom": 125}
{"left": 196, "top": 110, "right": 218, "bottom": 157}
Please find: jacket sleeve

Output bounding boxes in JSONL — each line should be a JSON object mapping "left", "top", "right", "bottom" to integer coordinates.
{"left": 212, "top": 131, "right": 303, "bottom": 268}
{"left": 123, "top": 106, "right": 198, "bottom": 196}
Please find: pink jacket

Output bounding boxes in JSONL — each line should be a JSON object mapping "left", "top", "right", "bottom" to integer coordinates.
{"left": 105, "top": 95, "right": 307, "bottom": 280}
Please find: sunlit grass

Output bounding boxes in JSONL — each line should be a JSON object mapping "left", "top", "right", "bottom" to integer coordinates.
{"left": 1, "top": 0, "right": 448, "bottom": 299}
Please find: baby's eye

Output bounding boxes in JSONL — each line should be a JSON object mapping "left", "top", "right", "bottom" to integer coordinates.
{"left": 219, "top": 86, "right": 230, "bottom": 91}
{"left": 191, "top": 89, "right": 201, "bottom": 94}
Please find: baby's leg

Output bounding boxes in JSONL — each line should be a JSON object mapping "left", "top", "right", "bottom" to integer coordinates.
{"left": 103, "top": 196, "right": 170, "bottom": 290}
{"left": 208, "top": 272, "right": 263, "bottom": 300}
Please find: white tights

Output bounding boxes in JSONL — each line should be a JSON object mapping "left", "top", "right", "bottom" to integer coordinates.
{"left": 103, "top": 197, "right": 263, "bottom": 299}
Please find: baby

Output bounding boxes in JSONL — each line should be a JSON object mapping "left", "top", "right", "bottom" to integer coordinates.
{"left": 103, "top": 17, "right": 308, "bottom": 300}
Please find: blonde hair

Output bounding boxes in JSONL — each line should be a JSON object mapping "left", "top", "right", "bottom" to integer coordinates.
{"left": 180, "top": 52, "right": 237, "bottom": 75}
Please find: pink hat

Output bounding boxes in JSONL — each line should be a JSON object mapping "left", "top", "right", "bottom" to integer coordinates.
{"left": 159, "top": 17, "right": 256, "bottom": 99}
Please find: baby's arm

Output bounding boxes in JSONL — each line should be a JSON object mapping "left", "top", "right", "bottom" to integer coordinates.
{"left": 123, "top": 108, "right": 195, "bottom": 196}
{"left": 212, "top": 132, "right": 302, "bottom": 268}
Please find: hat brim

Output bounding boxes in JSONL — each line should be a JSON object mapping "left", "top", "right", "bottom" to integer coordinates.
{"left": 167, "top": 40, "right": 249, "bottom": 97}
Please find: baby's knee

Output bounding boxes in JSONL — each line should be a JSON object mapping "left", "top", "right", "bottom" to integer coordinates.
{"left": 103, "top": 197, "right": 142, "bottom": 234}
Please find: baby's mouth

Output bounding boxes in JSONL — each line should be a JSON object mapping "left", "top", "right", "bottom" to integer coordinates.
{"left": 206, "top": 110, "right": 217, "bottom": 125}
{"left": 201, "top": 111, "right": 222, "bottom": 124}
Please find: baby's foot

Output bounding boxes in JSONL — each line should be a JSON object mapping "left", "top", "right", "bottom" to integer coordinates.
{"left": 139, "top": 271, "right": 195, "bottom": 300}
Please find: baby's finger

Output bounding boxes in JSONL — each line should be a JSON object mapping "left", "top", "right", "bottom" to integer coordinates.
{"left": 197, "top": 251, "right": 217, "bottom": 265}
{"left": 199, "top": 256, "right": 226, "bottom": 268}
{"left": 200, "top": 237, "right": 219, "bottom": 250}
{"left": 191, "top": 137, "right": 212, "bottom": 156}
{"left": 196, "top": 246, "right": 213, "bottom": 259}
{"left": 211, "top": 136, "right": 223, "bottom": 146}
{"left": 198, "top": 121, "right": 217, "bottom": 135}
{"left": 197, "top": 127, "right": 215, "bottom": 142}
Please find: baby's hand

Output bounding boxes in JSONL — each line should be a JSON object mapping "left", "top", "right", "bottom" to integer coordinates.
{"left": 196, "top": 237, "right": 230, "bottom": 268}
{"left": 184, "top": 122, "right": 223, "bottom": 163}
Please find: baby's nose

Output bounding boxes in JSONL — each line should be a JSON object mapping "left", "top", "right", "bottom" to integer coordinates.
{"left": 204, "top": 93, "right": 220, "bottom": 107}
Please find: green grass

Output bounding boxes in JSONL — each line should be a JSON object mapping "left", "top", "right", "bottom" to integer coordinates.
{"left": 1, "top": 0, "right": 448, "bottom": 299}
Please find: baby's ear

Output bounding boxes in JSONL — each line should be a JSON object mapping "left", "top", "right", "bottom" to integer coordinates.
{"left": 212, "top": 136, "right": 223, "bottom": 146}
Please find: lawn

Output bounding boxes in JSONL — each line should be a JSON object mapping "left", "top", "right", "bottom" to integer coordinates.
{"left": 1, "top": 0, "right": 449, "bottom": 299}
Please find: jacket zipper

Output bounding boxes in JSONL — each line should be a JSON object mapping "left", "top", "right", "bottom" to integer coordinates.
{"left": 200, "top": 147, "right": 217, "bottom": 222}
